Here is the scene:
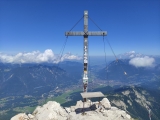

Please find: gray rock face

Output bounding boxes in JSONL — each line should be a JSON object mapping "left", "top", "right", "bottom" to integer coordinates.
{"left": 11, "top": 98, "right": 132, "bottom": 120}
{"left": 32, "top": 101, "right": 68, "bottom": 120}
{"left": 101, "top": 98, "right": 111, "bottom": 109}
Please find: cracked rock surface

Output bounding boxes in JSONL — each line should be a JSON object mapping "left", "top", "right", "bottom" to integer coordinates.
{"left": 11, "top": 98, "right": 132, "bottom": 120}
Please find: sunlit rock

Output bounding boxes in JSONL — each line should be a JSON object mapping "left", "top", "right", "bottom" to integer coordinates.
{"left": 11, "top": 98, "right": 132, "bottom": 120}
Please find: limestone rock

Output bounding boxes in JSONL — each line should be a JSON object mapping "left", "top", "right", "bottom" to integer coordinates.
{"left": 64, "top": 107, "right": 71, "bottom": 113}
{"left": 101, "top": 98, "right": 111, "bottom": 109}
{"left": 11, "top": 113, "right": 28, "bottom": 120}
{"left": 28, "top": 114, "right": 34, "bottom": 119}
{"left": 32, "top": 101, "right": 68, "bottom": 120}
{"left": 70, "top": 106, "right": 76, "bottom": 112}
{"left": 11, "top": 98, "right": 132, "bottom": 120}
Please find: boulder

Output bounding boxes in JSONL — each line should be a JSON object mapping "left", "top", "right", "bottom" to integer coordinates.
{"left": 70, "top": 106, "right": 76, "bottom": 112}
{"left": 101, "top": 98, "right": 111, "bottom": 109}
{"left": 75, "top": 100, "right": 83, "bottom": 109}
{"left": 64, "top": 107, "right": 71, "bottom": 113}
{"left": 28, "top": 114, "right": 34, "bottom": 119}
{"left": 32, "top": 101, "right": 68, "bottom": 120}
{"left": 11, "top": 100, "right": 132, "bottom": 120}
{"left": 11, "top": 113, "right": 28, "bottom": 120}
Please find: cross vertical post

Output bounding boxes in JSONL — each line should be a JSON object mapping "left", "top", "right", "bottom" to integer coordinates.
{"left": 65, "top": 11, "right": 107, "bottom": 100}
{"left": 83, "top": 10, "right": 88, "bottom": 93}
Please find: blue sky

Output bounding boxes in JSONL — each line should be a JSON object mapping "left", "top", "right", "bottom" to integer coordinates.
{"left": 0, "top": 0, "right": 160, "bottom": 57}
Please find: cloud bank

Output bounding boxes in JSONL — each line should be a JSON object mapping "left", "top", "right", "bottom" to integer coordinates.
{"left": 125, "top": 51, "right": 136, "bottom": 58}
{"left": 0, "top": 49, "right": 81, "bottom": 64}
{"left": 125, "top": 51, "right": 144, "bottom": 58}
{"left": 129, "top": 56, "right": 155, "bottom": 67}
{"left": 118, "top": 51, "right": 144, "bottom": 59}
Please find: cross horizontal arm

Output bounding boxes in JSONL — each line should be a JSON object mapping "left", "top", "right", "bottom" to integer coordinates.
{"left": 65, "top": 31, "right": 107, "bottom": 36}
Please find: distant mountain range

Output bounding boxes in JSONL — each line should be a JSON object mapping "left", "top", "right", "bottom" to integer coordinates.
{"left": 0, "top": 58, "right": 160, "bottom": 120}
{"left": 0, "top": 58, "right": 159, "bottom": 96}
{"left": 0, "top": 63, "right": 79, "bottom": 97}
{"left": 92, "top": 85, "right": 160, "bottom": 120}
{"left": 117, "top": 51, "right": 160, "bottom": 60}
{"left": 98, "top": 59, "right": 160, "bottom": 82}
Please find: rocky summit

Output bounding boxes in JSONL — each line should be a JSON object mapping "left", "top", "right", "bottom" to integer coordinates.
{"left": 11, "top": 98, "right": 132, "bottom": 120}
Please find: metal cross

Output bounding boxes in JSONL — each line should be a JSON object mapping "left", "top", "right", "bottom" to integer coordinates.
{"left": 65, "top": 10, "right": 107, "bottom": 95}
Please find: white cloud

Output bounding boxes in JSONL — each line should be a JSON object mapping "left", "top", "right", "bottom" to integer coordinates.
{"left": 126, "top": 51, "right": 136, "bottom": 58}
{"left": 0, "top": 49, "right": 82, "bottom": 64}
{"left": 129, "top": 54, "right": 134, "bottom": 58}
{"left": 128, "top": 51, "right": 135, "bottom": 54}
{"left": 129, "top": 56, "right": 155, "bottom": 67}
{"left": 119, "top": 51, "right": 145, "bottom": 59}
{"left": 61, "top": 53, "right": 81, "bottom": 60}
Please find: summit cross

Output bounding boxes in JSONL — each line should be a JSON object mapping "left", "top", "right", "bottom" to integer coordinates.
{"left": 65, "top": 10, "right": 107, "bottom": 94}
